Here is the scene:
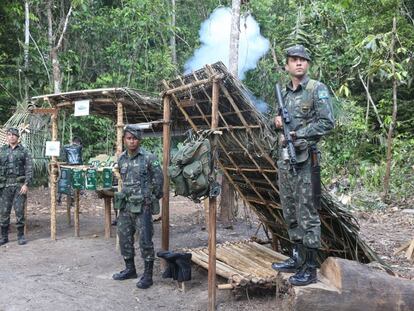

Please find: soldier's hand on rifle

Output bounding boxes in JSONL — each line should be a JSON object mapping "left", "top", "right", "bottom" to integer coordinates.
{"left": 20, "top": 184, "right": 28, "bottom": 195}
{"left": 280, "top": 131, "right": 297, "bottom": 145}
{"left": 274, "top": 116, "right": 283, "bottom": 129}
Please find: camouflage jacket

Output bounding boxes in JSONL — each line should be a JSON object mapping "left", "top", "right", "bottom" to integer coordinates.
{"left": 118, "top": 148, "right": 163, "bottom": 211}
{"left": 281, "top": 75, "right": 335, "bottom": 145}
{"left": 0, "top": 143, "right": 33, "bottom": 185}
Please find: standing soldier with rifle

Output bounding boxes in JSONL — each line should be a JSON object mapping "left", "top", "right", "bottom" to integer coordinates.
{"left": 112, "top": 125, "right": 163, "bottom": 289}
{"left": 271, "top": 45, "right": 335, "bottom": 286}
{"left": 0, "top": 128, "right": 33, "bottom": 246}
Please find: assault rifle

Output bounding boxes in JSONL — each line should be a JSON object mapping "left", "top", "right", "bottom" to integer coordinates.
{"left": 275, "top": 83, "right": 297, "bottom": 174}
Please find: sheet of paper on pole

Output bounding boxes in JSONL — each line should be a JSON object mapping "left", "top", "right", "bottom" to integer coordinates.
{"left": 74, "top": 99, "right": 90, "bottom": 116}
{"left": 45, "top": 141, "right": 61, "bottom": 157}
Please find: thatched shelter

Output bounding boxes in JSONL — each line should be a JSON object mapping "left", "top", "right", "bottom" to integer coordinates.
{"left": 162, "top": 62, "right": 378, "bottom": 264}
{"left": 30, "top": 87, "right": 162, "bottom": 240}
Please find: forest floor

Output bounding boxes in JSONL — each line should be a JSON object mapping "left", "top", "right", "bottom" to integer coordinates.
{"left": 0, "top": 187, "right": 413, "bottom": 311}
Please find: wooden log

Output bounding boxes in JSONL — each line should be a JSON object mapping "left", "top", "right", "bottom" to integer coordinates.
{"left": 289, "top": 257, "right": 414, "bottom": 311}
{"left": 74, "top": 189, "right": 80, "bottom": 237}
{"left": 162, "top": 95, "right": 171, "bottom": 252}
{"left": 218, "top": 284, "right": 234, "bottom": 290}
{"left": 190, "top": 250, "right": 249, "bottom": 286}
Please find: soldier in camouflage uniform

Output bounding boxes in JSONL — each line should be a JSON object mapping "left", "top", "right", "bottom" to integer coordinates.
{"left": 0, "top": 128, "right": 33, "bottom": 246}
{"left": 271, "top": 45, "right": 335, "bottom": 286}
{"left": 112, "top": 125, "right": 163, "bottom": 289}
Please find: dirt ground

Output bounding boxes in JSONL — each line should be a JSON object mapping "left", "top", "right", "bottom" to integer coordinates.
{"left": 1, "top": 187, "right": 413, "bottom": 311}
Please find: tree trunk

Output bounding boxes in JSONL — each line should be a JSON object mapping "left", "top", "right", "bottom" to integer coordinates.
{"left": 229, "top": 0, "right": 241, "bottom": 76}
{"left": 383, "top": 17, "right": 398, "bottom": 200}
{"left": 170, "top": 0, "right": 177, "bottom": 66}
{"left": 218, "top": 0, "right": 241, "bottom": 223}
{"left": 24, "top": 1, "right": 30, "bottom": 102}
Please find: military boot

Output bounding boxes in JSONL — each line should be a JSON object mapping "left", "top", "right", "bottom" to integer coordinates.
{"left": 288, "top": 247, "right": 318, "bottom": 286}
{"left": 0, "top": 226, "right": 8, "bottom": 246}
{"left": 136, "top": 260, "right": 153, "bottom": 289}
{"left": 175, "top": 253, "right": 192, "bottom": 282}
{"left": 271, "top": 243, "right": 304, "bottom": 273}
{"left": 112, "top": 258, "right": 137, "bottom": 280}
{"left": 157, "top": 250, "right": 178, "bottom": 279}
{"left": 17, "top": 227, "right": 27, "bottom": 245}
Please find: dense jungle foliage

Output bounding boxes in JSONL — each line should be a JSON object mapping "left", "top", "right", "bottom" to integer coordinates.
{"left": 0, "top": 0, "right": 413, "bottom": 204}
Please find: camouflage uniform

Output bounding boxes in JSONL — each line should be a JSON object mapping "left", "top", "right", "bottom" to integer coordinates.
{"left": 277, "top": 75, "right": 335, "bottom": 249}
{"left": 117, "top": 148, "right": 163, "bottom": 261}
{"left": 0, "top": 143, "right": 33, "bottom": 230}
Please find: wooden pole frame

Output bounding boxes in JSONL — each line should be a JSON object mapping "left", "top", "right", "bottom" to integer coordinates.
{"left": 162, "top": 95, "right": 171, "bottom": 252}
{"left": 50, "top": 107, "right": 58, "bottom": 240}
{"left": 208, "top": 78, "right": 219, "bottom": 311}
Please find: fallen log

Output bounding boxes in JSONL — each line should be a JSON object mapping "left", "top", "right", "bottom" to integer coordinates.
{"left": 289, "top": 257, "right": 414, "bottom": 311}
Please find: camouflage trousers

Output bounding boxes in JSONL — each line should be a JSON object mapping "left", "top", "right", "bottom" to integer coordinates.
{"left": 0, "top": 185, "right": 26, "bottom": 229}
{"left": 277, "top": 158, "right": 321, "bottom": 249}
{"left": 117, "top": 206, "right": 154, "bottom": 262}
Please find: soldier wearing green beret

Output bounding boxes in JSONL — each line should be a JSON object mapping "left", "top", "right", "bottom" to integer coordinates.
{"left": 0, "top": 128, "right": 33, "bottom": 246}
{"left": 271, "top": 45, "right": 335, "bottom": 286}
{"left": 112, "top": 124, "right": 163, "bottom": 289}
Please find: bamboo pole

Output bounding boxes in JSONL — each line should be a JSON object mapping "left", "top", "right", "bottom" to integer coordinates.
{"left": 164, "top": 74, "right": 223, "bottom": 95}
{"left": 115, "top": 102, "right": 124, "bottom": 249}
{"left": 66, "top": 194, "right": 71, "bottom": 225}
{"left": 104, "top": 196, "right": 111, "bottom": 239}
{"left": 50, "top": 108, "right": 58, "bottom": 240}
{"left": 74, "top": 189, "right": 80, "bottom": 237}
{"left": 162, "top": 95, "right": 171, "bottom": 251}
{"left": 208, "top": 78, "right": 219, "bottom": 311}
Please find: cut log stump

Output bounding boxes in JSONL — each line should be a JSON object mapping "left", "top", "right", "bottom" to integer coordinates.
{"left": 288, "top": 257, "right": 414, "bottom": 311}
{"left": 394, "top": 239, "right": 414, "bottom": 262}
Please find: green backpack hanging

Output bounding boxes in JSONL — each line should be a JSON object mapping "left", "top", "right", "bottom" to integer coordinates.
{"left": 168, "top": 133, "right": 211, "bottom": 202}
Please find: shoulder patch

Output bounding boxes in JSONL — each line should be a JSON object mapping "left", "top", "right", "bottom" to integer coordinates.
{"left": 318, "top": 89, "right": 329, "bottom": 100}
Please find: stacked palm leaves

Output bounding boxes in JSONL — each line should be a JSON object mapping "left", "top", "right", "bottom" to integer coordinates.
{"left": 164, "top": 62, "right": 379, "bottom": 263}
{"left": 3, "top": 101, "right": 49, "bottom": 178}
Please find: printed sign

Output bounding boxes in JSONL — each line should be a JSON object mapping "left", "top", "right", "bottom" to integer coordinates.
{"left": 45, "top": 141, "right": 60, "bottom": 157}
{"left": 74, "top": 99, "right": 90, "bottom": 116}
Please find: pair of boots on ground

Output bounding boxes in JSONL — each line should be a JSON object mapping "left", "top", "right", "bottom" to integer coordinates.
{"left": 0, "top": 226, "right": 27, "bottom": 246}
{"left": 156, "top": 251, "right": 192, "bottom": 282}
{"left": 112, "top": 258, "right": 154, "bottom": 289}
{"left": 271, "top": 243, "right": 318, "bottom": 286}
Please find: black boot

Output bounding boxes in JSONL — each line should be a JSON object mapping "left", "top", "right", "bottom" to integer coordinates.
{"left": 0, "top": 226, "right": 8, "bottom": 246}
{"left": 175, "top": 253, "right": 192, "bottom": 282}
{"left": 112, "top": 258, "right": 137, "bottom": 280}
{"left": 288, "top": 248, "right": 318, "bottom": 286}
{"left": 272, "top": 243, "right": 304, "bottom": 273}
{"left": 136, "top": 260, "right": 153, "bottom": 289}
{"left": 17, "top": 227, "right": 27, "bottom": 245}
{"left": 157, "top": 251, "right": 178, "bottom": 279}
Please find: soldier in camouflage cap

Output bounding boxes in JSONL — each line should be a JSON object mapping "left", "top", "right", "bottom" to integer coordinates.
{"left": 112, "top": 124, "right": 163, "bottom": 290}
{"left": 0, "top": 128, "right": 33, "bottom": 246}
{"left": 270, "top": 45, "right": 335, "bottom": 286}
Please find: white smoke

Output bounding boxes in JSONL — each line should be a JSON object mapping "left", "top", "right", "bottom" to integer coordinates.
{"left": 184, "top": 7, "right": 270, "bottom": 80}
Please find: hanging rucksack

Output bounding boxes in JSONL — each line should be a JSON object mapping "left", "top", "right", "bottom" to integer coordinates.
{"left": 168, "top": 132, "right": 212, "bottom": 202}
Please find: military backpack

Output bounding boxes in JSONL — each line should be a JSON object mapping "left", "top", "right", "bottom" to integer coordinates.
{"left": 168, "top": 133, "right": 212, "bottom": 202}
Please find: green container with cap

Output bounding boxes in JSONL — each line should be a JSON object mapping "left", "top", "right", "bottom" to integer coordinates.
{"left": 102, "top": 168, "right": 113, "bottom": 189}
{"left": 58, "top": 167, "right": 72, "bottom": 194}
{"left": 72, "top": 169, "right": 85, "bottom": 190}
{"left": 85, "top": 168, "right": 97, "bottom": 190}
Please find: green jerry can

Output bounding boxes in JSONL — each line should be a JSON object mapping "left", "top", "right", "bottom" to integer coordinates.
{"left": 102, "top": 168, "right": 113, "bottom": 189}
{"left": 58, "top": 167, "right": 72, "bottom": 195}
{"left": 72, "top": 169, "right": 85, "bottom": 190}
{"left": 85, "top": 168, "right": 97, "bottom": 190}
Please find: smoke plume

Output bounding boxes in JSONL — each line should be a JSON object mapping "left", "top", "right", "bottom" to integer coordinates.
{"left": 184, "top": 7, "right": 270, "bottom": 81}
